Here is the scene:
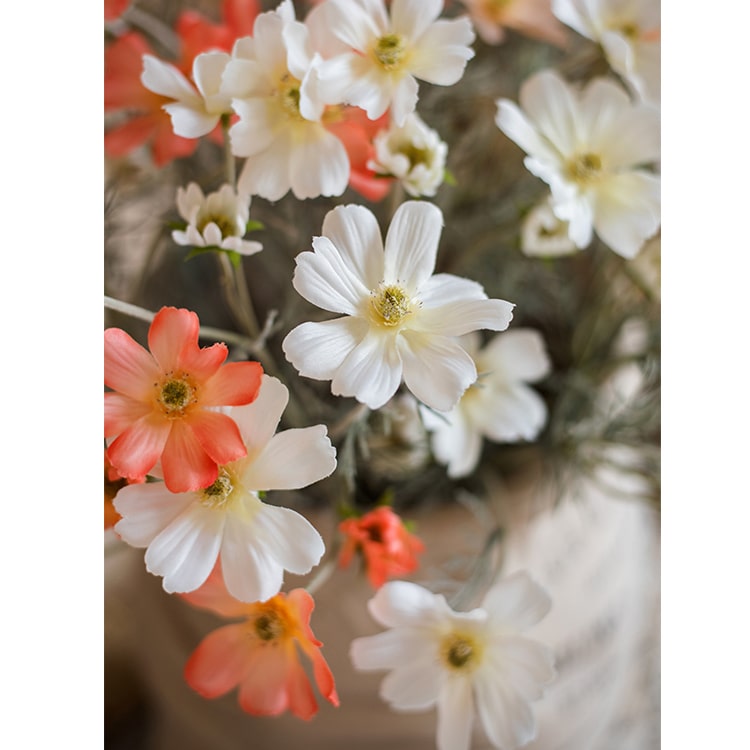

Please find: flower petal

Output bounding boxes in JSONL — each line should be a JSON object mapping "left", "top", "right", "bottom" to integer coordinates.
{"left": 481, "top": 571, "right": 551, "bottom": 631}
{"left": 237, "top": 646, "right": 294, "bottom": 716}
{"left": 349, "top": 627, "right": 434, "bottom": 671}
{"left": 474, "top": 671, "right": 537, "bottom": 750}
{"left": 141, "top": 54, "right": 200, "bottom": 103}
{"left": 423, "top": 405, "right": 483, "bottom": 479}
{"left": 414, "top": 297, "right": 515, "bottom": 337}
{"left": 252, "top": 504, "right": 325, "bottom": 575}
{"left": 106, "top": 413, "right": 171, "bottom": 480}
{"left": 408, "top": 17, "right": 476, "bottom": 86}
{"left": 478, "top": 328, "right": 551, "bottom": 383}
{"left": 104, "top": 392, "right": 152, "bottom": 437}
{"left": 185, "top": 409, "right": 248, "bottom": 466}
{"left": 160, "top": 419, "right": 219, "bottom": 493}
{"left": 147, "top": 307, "right": 200, "bottom": 372}
{"left": 104, "top": 328, "right": 160, "bottom": 398}
{"left": 487, "top": 636, "right": 556, "bottom": 701}
{"left": 288, "top": 126, "right": 350, "bottom": 199}
{"left": 380, "top": 661, "right": 444, "bottom": 710}
{"left": 201, "top": 360, "right": 263, "bottom": 406}
{"left": 436, "top": 676, "right": 474, "bottom": 750}
{"left": 367, "top": 580, "right": 450, "bottom": 628}
{"left": 229, "top": 374, "right": 288, "bottom": 459}
{"left": 163, "top": 102, "right": 219, "bottom": 139}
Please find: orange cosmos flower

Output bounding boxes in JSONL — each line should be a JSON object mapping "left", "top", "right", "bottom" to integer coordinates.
{"left": 104, "top": 306, "right": 263, "bottom": 493}
{"left": 459, "top": 0, "right": 568, "bottom": 47}
{"left": 182, "top": 572, "right": 339, "bottom": 720}
{"left": 338, "top": 506, "right": 425, "bottom": 589}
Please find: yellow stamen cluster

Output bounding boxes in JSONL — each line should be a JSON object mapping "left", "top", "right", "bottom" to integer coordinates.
{"left": 371, "top": 284, "right": 412, "bottom": 327}
{"left": 567, "top": 152, "right": 603, "bottom": 184}
{"left": 278, "top": 73, "right": 304, "bottom": 121}
{"left": 156, "top": 373, "right": 196, "bottom": 416}
{"left": 197, "top": 212, "right": 237, "bottom": 238}
{"left": 200, "top": 470, "right": 234, "bottom": 510}
{"left": 374, "top": 33, "right": 408, "bottom": 71}
{"left": 441, "top": 632, "right": 483, "bottom": 671}
{"left": 254, "top": 611, "right": 285, "bottom": 641}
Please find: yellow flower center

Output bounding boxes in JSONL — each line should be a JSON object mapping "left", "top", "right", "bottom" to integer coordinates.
{"left": 254, "top": 611, "right": 285, "bottom": 641}
{"left": 374, "top": 33, "right": 408, "bottom": 71}
{"left": 567, "top": 152, "right": 603, "bottom": 184}
{"left": 197, "top": 212, "right": 237, "bottom": 239}
{"left": 441, "top": 632, "right": 483, "bottom": 671}
{"left": 156, "top": 373, "right": 196, "bottom": 416}
{"left": 371, "top": 283, "right": 413, "bottom": 327}
{"left": 278, "top": 73, "right": 304, "bottom": 121}
{"left": 200, "top": 469, "right": 234, "bottom": 510}
{"left": 398, "top": 143, "right": 431, "bottom": 168}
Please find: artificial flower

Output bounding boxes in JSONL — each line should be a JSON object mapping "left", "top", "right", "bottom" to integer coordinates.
{"left": 459, "top": 0, "right": 568, "bottom": 47}
{"left": 183, "top": 571, "right": 339, "bottom": 719}
{"left": 104, "top": 0, "right": 130, "bottom": 22}
{"left": 104, "top": 450, "right": 144, "bottom": 530}
{"left": 282, "top": 201, "right": 515, "bottom": 411}
{"left": 552, "top": 0, "right": 660, "bottom": 106}
{"left": 172, "top": 182, "right": 263, "bottom": 257}
{"left": 104, "top": 306, "right": 263, "bottom": 493}
{"left": 421, "top": 330, "right": 551, "bottom": 478}
{"left": 339, "top": 505, "right": 425, "bottom": 588}
{"left": 495, "top": 69, "right": 660, "bottom": 258}
{"left": 520, "top": 194, "right": 578, "bottom": 257}
{"left": 368, "top": 111, "right": 447, "bottom": 197}
{"left": 114, "top": 375, "right": 336, "bottom": 602}
{"left": 314, "top": 0, "right": 476, "bottom": 126}
{"left": 223, "top": 0, "right": 350, "bottom": 201}
{"left": 350, "top": 573, "right": 555, "bottom": 750}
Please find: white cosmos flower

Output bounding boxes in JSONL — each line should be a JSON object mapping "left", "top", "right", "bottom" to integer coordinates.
{"left": 496, "top": 69, "right": 660, "bottom": 259}
{"left": 141, "top": 51, "right": 233, "bottom": 138}
{"left": 421, "top": 329, "right": 551, "bottom": 478}
{"left": 281, "top": 201, "right": 515, "bottom": 412}
{"left": 368, "top": 111, "right": 448, "bottom": 197}
{"left": 222, "top": 0, "right": 349, "bottom": 201}
{"left": 520, "top": 195, "right": 577, "bottom": 257}
{"left": 113, "top": 375, "right": 336, "bottom": 603}
{"left": 552, "top": 0, "right": 660, "bottom": 106}
{"left": 314, "top": 0, "right": 476, "bottom": 126}
{"left": 172, "top": 182, "right": 263, "bottom": 257}
{"left": 351, "top": 573, "right": 555, "bottom": 750}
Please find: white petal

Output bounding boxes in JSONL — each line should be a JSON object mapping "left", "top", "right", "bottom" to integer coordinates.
{"left": 282, "top": 317, "right": 368, "bottom": 381}
{"left": 202, "top": 223, "right": 223, "bottom": 246}
{"left": 481, "top": 571, "right": 551, "bottom": 631}
{"left": 221, "top": 58, "right": 270, "bottom": 99}
{"left": 349, "top": 627, "right": 434, "bottom": 671}
{"left": 251, "top": 6, "right": 289, "bottom": 78}
{"left": 380, "top": 662, "right": 444, "bottom": 710}
{"left": 389, "top": 75, "right": 419, "bottom": 128}
{"left": 288, "top": 126, "right": 350, "bottom": 199}
{"left": 436, "top": 677, "right": 474, "bottom": 750}
{"left": 230, "top": 374, "right": 288, "bottom": 459}
{"left": 495, "top": 99, "right": 562, "bottom": 166}
{"left": 487, "top": 637, "right": 556, "bottom": 701}
{"left": 368, "top": 580, "right": 450, "bottom": 628}
{"left": 474, "top": 670, "right": 537, "bottom": 750}
{"left": 193, "top": 51, "right": 230, "bottom": 100}
{"left": 408, "top": 18, "right": 476, "bottom": 86}
{"left": 390, "top": 0, "right": 443, "bottom": 40}
{"left": 282, "top": 20, "right": 313, "bottom": 82}
{"left": 230, "top": 99, "right": 280, "bottom": 157}
{"left": 324, "top": 0, "right": 381, "bottom": 50}
{"left": 226, "top": 238, "right": 263, "bottom": 256}
{"left": 175, "top": 182, "right": 203, "bottom": 220}
{"left": 473, "top": 384, "right": 548, "bottom": 442}
{"left": 414, "top": 297, "right": 515, "bottom": 337}
{"left": 418, "top": 273, "right": 487, "bottom": 305}
{"left": 425, "top": 406, "right": 483, "bottom": 479}
{"left": 236, "top": 135, "right": 292, "bottom": 201}
{"left": 141, "top": 55, "right": 199, "bottom": 103}
{"left": 163, "top": 102, "right": 218, "bottom": 138}
{"left": 478, "top": 328, "right": 551, "bottom": 383}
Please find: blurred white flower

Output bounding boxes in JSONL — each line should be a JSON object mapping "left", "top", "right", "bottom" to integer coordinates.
{"left": 421, "top": 329, "right": 551, "bottom": 478}
{"left": 369, "top": 111, "right": 448, "bottom": 197}
{"left": 315, "top": 0, "right": 475, "bottom": 126}
{"left": 351, "top": 573, "right": 555, "bottom": 750}
{"left": 141, "top": 51, "right": 233, "bottom": 138}
{"left": 222, "top": 0, "right": 349, "bottom": 200}
{"left": 172, "top": 183, "right": 263, "bottom": 257}
{"left": 496, "top": 69, "right": 660, "bottom": 259}
{"left": 114, "top": 375, "right": 336, "bottom": 603}
{"left": 282, "top": 201, "right": 515, "bottom": 412}
{"left": 553, "top": 0, "right": 660, "bottom": 106}
{"left": 521, "top": 195, "right": 577, "bottom": 257}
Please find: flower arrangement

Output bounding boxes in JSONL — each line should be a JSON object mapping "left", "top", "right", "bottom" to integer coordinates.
{"left": 104, "top": 0, "right": 660, "bottom": 748}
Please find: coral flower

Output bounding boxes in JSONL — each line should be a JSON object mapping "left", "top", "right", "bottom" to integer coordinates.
{"left": 182, "top": 572, "right": 339, "bottom": 720}
{"left": 104, "top": 306, "right": 263, "bottom": 493}
{"left": 339, "top": 505, "right": 425, "bottom": 588}
{"left": 459, "top": 0, "right": 568, "bottom": 47}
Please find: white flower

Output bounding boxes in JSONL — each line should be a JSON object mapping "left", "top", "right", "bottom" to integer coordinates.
{"left": 315, "top": 0, "right": 476, "bottom": 126}
{"left": 351, "top": 573, "right": 555, "bottom": 750}
{"left": 421, "top": 330, "right": 550, "bottom": 478}
{"left": 222, "top": 0, "right": 350, "bottom": 201}
{"left": 552, "top": 0, "right": 660, "bottom": 106}
{"left": 520, "top": 195, "right": 578, "bottom": 257}
{"left": 171, "top": 182, "right": 263, "bottom": 257}
{"left": 141, "top": 51, "right": 233, "bottom": 138}
{"left": 113, "top": 375, "right": 336, "bottom": 603}
{"left": 281, "top": 201, "right": 515, "bottom": 412}
{"left": 496, "top": 69, "right": 660, "bottom": 259}
{"left": 368, "top": 111, "right": 448, "bottom": 197}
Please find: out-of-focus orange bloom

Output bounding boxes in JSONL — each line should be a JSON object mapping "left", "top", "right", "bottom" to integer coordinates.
{"left": 182, "top": 571, "right": 338, "bottom": 720}
{"left": 338, "top": 506, "right": 425, "bottom": 588}
{"left": 104, "top": 0, "right": 130, "bottom": 22}
{"left": 459, "top": 0, "right": 568, "bottom": 47}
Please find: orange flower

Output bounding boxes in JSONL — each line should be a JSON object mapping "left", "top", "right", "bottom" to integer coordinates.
{"left": 104, "top": 449, "right": 144, "bottom": 530}
{"left": 338, "top": 506, "right": 425, "bottom": 588}
{"left": 182, "top": 572, "right": 339, "bottom": 720}
{"left": 104, "top": 306, "right": 263, "bottom": 493}
{"left": 459, "top": 0, "right": 568, "bottom": 47}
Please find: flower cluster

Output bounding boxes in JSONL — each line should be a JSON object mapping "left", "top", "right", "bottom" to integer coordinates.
{"left": 105, "top": 0, "right": 660, "bottom": 746}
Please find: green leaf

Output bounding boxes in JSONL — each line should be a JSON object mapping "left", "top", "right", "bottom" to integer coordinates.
{"left": 245, "top": 219, "right": 265, "bottom": 233}
{"left": 443, "top": 169, "right": 457, "bottom": 186}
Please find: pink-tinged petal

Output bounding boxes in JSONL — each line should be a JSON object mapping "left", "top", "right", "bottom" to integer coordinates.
{"left": 229, "top": 375, "right": 288, "bottom": 458}
{"left": 184, "top": 410, "right": 248, "bottom": 466}
{"left": 147, "top": 307, "right": 200, "bottom": 372}
{"left": 178, "top": 342, "right": 229, "bottom": 382}
{"left": 481, "top": 571, "right": 551, "bottom": 631}
{"left": 106, "top": 413, "right": 171, "bottom": 480}
{"left": 104, "top": 392, "right": 152, "bottom": 437}
{"left": 436, "top": 676, "right": 474, "bottom": 750}
{"left": 237, "top": 646, "right": 294, "bottom": 716}
{"left": 181, "top": 565, "right": 252, "bottom": 618}
{"left": 160, "top": 419, "right": 219, "bottom": 493}
{"left": 286, "top": 657, "right": 321, "bottom": 720}
{"left": 308, "top": 647, "right": 339, "bottom": 707}
{"left": 201, "top": 360, "right": 263, "bottom": 406}
{"left": 104, "top": 328, "right": 160, "bottom": 399}
{"left": 367, "top": 580, "right": 449, "bottom": 628}
{"left": 413, "top": 298, "right": 515, "bottom": 337}
{"left": 380, "top": 661, "right": 444, "bottom": 710}
{"left": 184, "top": 623, "right": 254, "bottom": 698}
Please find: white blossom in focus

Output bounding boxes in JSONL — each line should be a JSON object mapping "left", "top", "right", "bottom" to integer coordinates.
{"left": 172, "top": 183, "right": 263, "bottom": 256}
{"left": 351, "top": 574, "right": 555, "bottom": 750}
{"left": 521, "top": 195, "right": 577, "bottom": 257}
{"left": 552, "top": 0, "right": 660, "bottom": 106}
{"left": 282, "top": 201, "right": 515, "bottom": 412}
{"left": 141, "top": 52, "right": 233, "bottom": 138}
{"left": 421, "top": 330, "right": 551, "bottom": 478}
{"left": 314, "top": 0, "right": 476, "bottom": 126}
{"left": 114, "top": 375, "right": 336, "bottom": 603}
{"left": 368, "top": 112, "right": 447, "bottom": 197}
{"left": 496, "top": 69, "right": 660, "bottom": 259}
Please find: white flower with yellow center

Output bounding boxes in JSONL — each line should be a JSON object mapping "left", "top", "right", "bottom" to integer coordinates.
{"left": 351, "top": 573, "right": 555, "bottom": 750}
{"left": 496, "top": 69, "right": 660, "bottom": 259}
{"left": 553, "top": 0, "right": 660, "bottom": 106}
{"left": 369, "top": 111, "right": 448, "bottom": 197}
{"left": 520, "top": 194, "right": 578, "bottom": 257}
{"left": 314, "top": 0, "right": 476, "bottom": 126}
{"left": 113, "top": 375, "right": 336, "bottom": 603}
{"left": 141, "top": 51, "right": 234, "bottom": 138}
{"left": 221, "top": 0, "right": 349, "bottom": 201}
{"left": 421, "top": 329, "right": 551, "bottom": 478}
{"left": 172, "top": 182, "right": 263, "bottom": 257}
{"left": 281, "top": 201, "right": 515, "bottom": 412}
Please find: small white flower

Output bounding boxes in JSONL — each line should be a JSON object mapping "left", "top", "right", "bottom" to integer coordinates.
{"left": 421, "top": 329, "right": 551, "bottom": 478}
{"left": 282, "top": 201, "right": 515, "bottom": 412}
{"left": 114, "top": 375, "right": 337, "bottom": 603}
{"left": 496, "top": 69, "right": 660, "bottom": 259}
{"left": 553, "top": 0, "right": 660, "bottom": 106}
{"left": 141, "top": 51, "right": 233, "bottom": 138}
{"left": 223, "top": 0, "right": 350, "bottom": 201}
{"left": 351, "top": 573, "right": 555, "bottom": 750}
{"left": 520, "top": 195, "right": 578, "bottom": 257}
{"left": 315, "top": 0, "right": 476, "bottom": 126}
{"left": 368, "top": 111, "right": 448, "bottom": 197}
{"left": 171, "top": 182, "right": 263, "bottom": 256}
